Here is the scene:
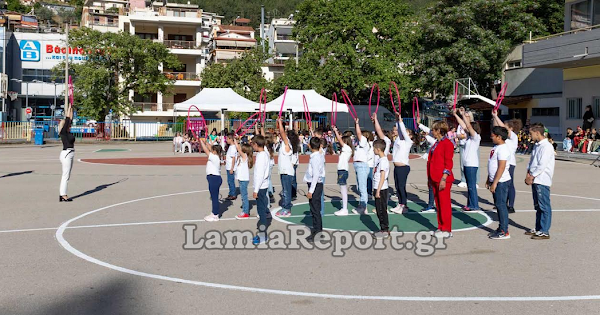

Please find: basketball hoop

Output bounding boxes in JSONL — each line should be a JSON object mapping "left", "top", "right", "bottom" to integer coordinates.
{"left": 7, "top": 91, "right": 17, "bottom": 101}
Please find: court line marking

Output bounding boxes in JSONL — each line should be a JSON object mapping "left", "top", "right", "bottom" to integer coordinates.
{"left": 53, "top": 189, "right": 600, "bottom": 302}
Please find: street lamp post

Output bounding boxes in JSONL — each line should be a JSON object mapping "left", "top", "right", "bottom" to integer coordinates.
{"left": 52, "top": 81, "right": 58, "bottom": 119}
{"left": 11, "top": 79, "right": 42, "bottom": 119}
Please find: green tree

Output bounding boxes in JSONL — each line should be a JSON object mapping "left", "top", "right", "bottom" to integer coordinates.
{"left": 7, "top": 0, "right": 30, "bottom": 13}
{"left": 54, "top": 28, "right": 181, "bottom": 121}
{"left": 275, "top": 0, "right": 417, "bottom": 108}
{"left": 33, "top": 4, "right": 54, "bottom": 23}
{"left": 413, "top": 0, "right": 562, "bottom": 98}
{"left": 201, "top": 49, "right": 271, "bottom": 104}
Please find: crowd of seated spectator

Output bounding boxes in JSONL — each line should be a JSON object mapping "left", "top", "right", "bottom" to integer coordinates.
{"left": 564, "top": 126, "right": 600, "bottom": 154}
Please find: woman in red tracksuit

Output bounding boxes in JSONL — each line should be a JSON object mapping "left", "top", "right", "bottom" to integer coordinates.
{"left": 427, "top": 120, "right": 455, "bottom": 237}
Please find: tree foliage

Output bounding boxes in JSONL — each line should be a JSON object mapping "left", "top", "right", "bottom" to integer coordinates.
{"left": 413, "top": 0, "right": 563, "bottom": 98}
{"left": 275, "top": 0, "right": 417, "bottom": 108}
{"left": 54, "top": 28, "right": 181, "bottom": 121}
{"left": 187, "top": 0, "right": 303, "bottom": 28}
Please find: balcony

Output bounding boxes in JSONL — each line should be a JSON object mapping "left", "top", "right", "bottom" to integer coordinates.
{"left": 276, "top": 34, "right": 293, "bottom": 41}
{"left": 161, "top": 40, "right": 199, "bottom": 49}
{"left": 133, "top": 102, "right": 175, "bottom": 112}
{"left": 159, "top": 7, "right": 201, "bottom": 18}
{"left": 164, "top": 72, "right": 200, "bottom": 81}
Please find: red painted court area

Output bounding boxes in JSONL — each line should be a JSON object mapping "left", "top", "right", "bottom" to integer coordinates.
{"left": 81, "top": 154, "right": 422, "bottom": 166}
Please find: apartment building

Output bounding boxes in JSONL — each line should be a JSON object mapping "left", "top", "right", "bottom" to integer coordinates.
{"left": 262, "top": 17, "right": 299, "bottom": 81}
{"left": 81, "top": 0, "right": 128, "bottom": 33}
{"left": 209, "top": 18, "right": 256, "bottom": 63}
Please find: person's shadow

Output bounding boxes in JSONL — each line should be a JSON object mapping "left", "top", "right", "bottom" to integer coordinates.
{"left": 0, "top": 171, "right": 33, "bottom": 178}
{"left": 71, "top": 178, "right": 128, "bottom": 200}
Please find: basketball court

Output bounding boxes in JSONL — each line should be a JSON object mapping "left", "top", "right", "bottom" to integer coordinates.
{"left": 1, "top": 142, "right": 599, "bottom": 314}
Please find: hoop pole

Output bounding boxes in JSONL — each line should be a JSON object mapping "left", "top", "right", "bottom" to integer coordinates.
{"left": 341, "top": 89, "right": 357, "bottom": 120}
{"left": 389, "top": 81, "right": 400, "bottom": 114}
{"left": 495, "top": 82, "right": 508, "bottom": 111}
{"left": 303, "top": 95, "right": 312, "bottom": 130}
{"left": 412, "top": 97, "right": 420, "bottom": 130}
{"left": 278, "top": 86, "right": 288, "bottom": 119}
{"left": 368, "top": 83, "right": 380, "bottom": 116}
{"left": 331, "top": 92, "right": 338, "bottom": 126}
{"left": 236, "top": 112, "right": 260, "bottom": 136}
{"left": 453, "top": 81, "right": 458, "bottom": 110}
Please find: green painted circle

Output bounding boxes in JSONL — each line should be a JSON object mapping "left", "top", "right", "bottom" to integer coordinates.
{"left": 278, "top": 200, "right": 490, "bottom": 233}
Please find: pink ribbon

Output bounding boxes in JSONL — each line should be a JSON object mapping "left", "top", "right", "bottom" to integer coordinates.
{"left": 331, "top": 92, "right": 338, "bottom": 126}
{"left": 341, "top": 89, "right": 358, "bottom": 120}
{"left": 495, "top": 82, "right": 508, "bottom": 111}
{"left": 278, "top": 86, "right": 288, "bottom": 119}
{"left": 453, "top": 81, "right": 458, "bottom": 110}
{"left": 389, "top": 81, "right": 400, "bottom": 114}
{"left": 368, "top": 83, "right": 380, "bottom": 117}
{"left": 303, "top": 95, "right": 312, "bottom": 130}
{"left": 412, "top": 97, "right": 420, "bottom": 130}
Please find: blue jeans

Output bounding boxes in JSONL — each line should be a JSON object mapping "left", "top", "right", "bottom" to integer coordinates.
{"left": 464, "top": 166, "right": 480, "bottom": 210}
{"left": 239, "top": 180, "right": 249, "bottom": 214}
{"left": 458, "top": 145, "right": 465, "bottom": 182}
{"left": 320, "top": 176, "right": 325, "bottom": 216}
{"left": 226, "top": 171, "right": 236, "bottom": 197}
{"left": 256, "top": 188, "right": 272, "bottom": 232}
{"left": 367, "top": 167, "right": 374, "bottom": 195}
{"left": 493, "top": 181, "right": 510, "bottom": 232}
{"left": 207, "top": 175, "right": 222, "bottom": 215}
{"left": 291, "top": 165, "right": 298, "bottom": 198}
{"left": 354, "top": 162, "right": 369, "bottom": 209}
{"left": 532, "top": 184, "right": 552, "bottom": 234}
{"left": 507, "top": 165, "right": 516, "bottom": 208}
{"left": 281, "top": 174, "right": 293, "bottom": 211}
{"left": 427, "top": 185, "right": 435, "bottom": 209}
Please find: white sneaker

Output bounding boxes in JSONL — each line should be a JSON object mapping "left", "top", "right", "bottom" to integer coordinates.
{"left": 334, "top": 209, "right": 349, "bottom": 216}
{"left": 204, "top": 214, "right": 219, "bottom": 222}
{"left": 457, "top": 182, "right": 467, "bottom": 188}
{"left": 476, "top": 184, "right": 480, "bottom": 189}
{"left": 351, "top": 208, "right": 367, "bottom": 215}
{"left": 390, "top": 204, "right": 405, "bottom": 214}
{"left": 434, "top": 230, "right": 452, "bottom": 238}
{"left": 421, "top": 208, "right": 436, "bottom": 213}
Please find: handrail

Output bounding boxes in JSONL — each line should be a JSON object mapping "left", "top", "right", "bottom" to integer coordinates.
{"left": 525, "top": 24, "right": 600, "bottom": 43}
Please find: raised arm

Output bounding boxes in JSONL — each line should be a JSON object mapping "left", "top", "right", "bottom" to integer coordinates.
{"left": 233, "top": 137, "right": 246, "bottom": 160}
{"left": 371, "top": 113, "right": 385, "bottom": 140}
{"left": 277, "top": 118, "right": 291, "bottom": 153}
{"left": 461, "top": 109, "right": 477, "bottom": 138}
{"left": 198, "top": 137, "right": 211, "bottom": 155}
{"left": 453, "top": 108, "right": 468, "bottom": 130}
{"left": 354, "top": 118, "right": 362, "bottom": 141}
{"left": 491, "top": 109, "right": 505, "bottom": 128}
{"left": 332, "top": 125, "right": 344, "bottom": 144}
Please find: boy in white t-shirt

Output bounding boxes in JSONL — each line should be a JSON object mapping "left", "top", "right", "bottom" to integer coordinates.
{"left": 251, "top": 135, "right": 272, "bottom": 245}
{"left": 225, "top": 133, "right": 238, "bottom": 200}
{"left": 487, "top": 126, "right": 512, "bottom": 240}
{"left": 372, "top": 139, "right": 391, "bottom": 239}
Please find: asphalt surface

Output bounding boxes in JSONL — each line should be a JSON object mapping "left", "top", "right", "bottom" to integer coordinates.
{"left": 1, "top": 142, "right": 599, "bottom": 314}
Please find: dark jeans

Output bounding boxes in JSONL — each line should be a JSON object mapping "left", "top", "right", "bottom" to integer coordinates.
{"left": 532, "top": 184, "right": 552, "bottom": 234}
{"left": 281, "top": 174, "right": 294, "bottom": 211}
{"left": 256, "top": 188, "right": 272, "bottom": 232}
{"left": 374, "top": 188, "right": 390, "bottom": 232}
{"left": 428, "top": 185, "right": 435, "bottom": 209}
{"left": 394, "top": 165, "right": 410, "bottom": 205}
{"left": 226, "top": 171, "right": 236, "bottom": 197}
{"left": 207, "top": 175, "right": 222, "bottom": 215}
{"left": 464, "top": 166, "right": 480, "bottom": 209}
{"left": 291, "top": 165, "right": 298, "bottom": 198}
{"left": 308, "top": 183, "right": 323, "bottom": 233}
{"left": 507, "top": 165, "right": 516, "bottom": 208}
{"left": 493, "top": 181, "right": 510, "bottom": 233}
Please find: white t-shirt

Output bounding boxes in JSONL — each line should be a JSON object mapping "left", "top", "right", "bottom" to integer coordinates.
{"left": 488, "top": 143, "right": 511, "bottom": 183}
{"left": 392, "top": 122, "right": 413, "bottom": 165}
{"left": 253, "top": 150, "right": 270, "bottom": 192}
{"left": 338, "top": 144, "right": 352, "bottom": 171}
{"left": 225, "top": 145, "right": 237, "bottom": 171}
{"left": 374, "top": 136, "right": 392, "bottom": 167}
{"left": 373, "top": 155, "right": 390, "bottom": 190}
{"left": 235, "top": 155, "right": 250, "bottom": 181}
{"left": 367, "top": 141, "right": 375, "bottom": 167}
{"left": 506, "top": 131, "right": 518, "bottom": 166}
{"left": 354, "top": 136, "right": 369, "bottom": 162}
{"left": 457, "top": 125, "right": 467, "bottom": 146}
{"left": 278, "top": 141, "right": 295, "bottom": 175}
{"left": 462, "top": 133, "right": 481, "bottom": 168}
{"left": 206, "top": 153, "right": 221, "bottom": 176}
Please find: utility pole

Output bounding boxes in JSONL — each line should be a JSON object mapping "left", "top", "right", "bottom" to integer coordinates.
{"left": 64, "top": 23, "right": 69, "bottom": 110}
{"left": 260, "top": 5, "right": 265, "bottom": 53}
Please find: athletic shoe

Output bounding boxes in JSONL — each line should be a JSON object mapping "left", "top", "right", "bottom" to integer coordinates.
{"left": 488, "top": 228, "right": 501, "bottom": 237}
{"left": 434, "top": 230, "right": 452, "bottom": 238}
{"left": 457, "top": 182, "right": 467, "bottom": 188}
{"left": 508, "top": 207, "right": 515, "bottom": 214}
{"left": 306, "top": 232, "right": 317, "bottom": 243}
{"left": 390, "top": 204, "right": 405, "bottom": 214}
{"left": 252, "top": 234, "right": 268, "bottom": 245}
{"left": 334, "top": 209, "right": 349, "bottom": 216}
{"left": 236, "top": 213, "right": 251, "bottom": 219}
{"left": 531, "top": 231, "right": 550, "bottom": 240}
{"left": 291, "top": 196, "right": 297, "bottom": 201}
{"left": 421, "top": 208, "right": 436, "bottom": 213}
{"left": 204, "top": 214, "right": 219, "bottom": 222}
{"left": 461, "top": 206, "right": 472, "bottom": 212}
{"left": 351, "top": 208, "right": 368, "bottom": 215}
{"left": 269, "top": 197, "right": 276, "bottom": 203}
{"left": 524, "top": 229, "right": 537, "bottom": 236}
{"left": 489, "top": 230, "right": 510, "bottom": 240}
{"left": 373, "top": 231, "right": 391, "bottom": 239}
{"left": 226, "top": 195, "right": 237, "bottom": 200}
{"left": 476, "top": 184, "right": 480, "bottom": 189}
{"left": 281, "top": 210, "right": 292, "bottom": 217}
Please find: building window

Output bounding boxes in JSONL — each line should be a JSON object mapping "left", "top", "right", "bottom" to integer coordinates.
{"left": 532, "top": 107, "right": 559, "bottom": 116}
{"left": 593, "top": 97, "right": 600, "bottom": 118}
{"left": 137, "top": 33, "right": 158, "bottom": 40}
{"left": 571, "top": 0, "right": 592, "bottom": 30}
{"left": 22, "top": 69, "right": 64, "bottom": 83}
{"left": 567, "top": 98, "right": 583, "bottom": 119}
{"left": 506, "top": 60, "right": 521, "bottom": 69}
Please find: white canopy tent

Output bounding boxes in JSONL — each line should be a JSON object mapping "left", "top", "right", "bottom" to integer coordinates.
{"left": 173, "top": 88, "right": 260, "bottom": 113}
{"left": 265, "top": 89, "right": 348, "bottom": 114}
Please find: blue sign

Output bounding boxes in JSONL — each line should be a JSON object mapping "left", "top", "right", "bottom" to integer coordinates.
{"left": 19, "top": 40, "right": 40, "bottom": 62}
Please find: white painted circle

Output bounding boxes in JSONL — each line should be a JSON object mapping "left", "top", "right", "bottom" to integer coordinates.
{"left": 55, "top": 188, "right": 600, "bottom": 302}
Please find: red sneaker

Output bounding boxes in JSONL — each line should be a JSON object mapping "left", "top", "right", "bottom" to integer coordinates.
{"left": 236, "top": 213, "right": 250, "bottom": 219}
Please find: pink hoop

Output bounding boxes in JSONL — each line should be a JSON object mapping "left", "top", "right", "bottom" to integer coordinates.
{"left": 341, "top": 89, "right": 358, "bottom": 120}
{"left": 238, "top": 112, "right": 261, "bottom": 137}
{"left": 187, "top": 105, "right": 207, "bottom": 138}
{"left": 368, "top": 83, "right": 380, "bottom": 117}
{"left": 278, "top": 86, "right": 288, "bottom": 119}
{"left": 331, "top": 92, "right": 338, "bottom": 126}
{"left": 68, "top": 76, "right": 74, "bottom": 107}
{"left": 495, "top": 82, "right": 508, "bottom": 111}
{"left": 412, "top": 97, "right": 420, "bottom": 130}
{"left": 303, "top": 95, "right": 312, "bottom": 130}
{"left": 389, "top": 81, "right": 400, "bottom": 114}
{"left": 453, "top": 81, "right": 458, "bottom": 110}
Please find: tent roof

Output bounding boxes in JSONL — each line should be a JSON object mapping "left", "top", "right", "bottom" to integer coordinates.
{"left": 265, "top": 89, "right": 348, "bottom": 114}
{"left": 173, "top": 88, "right": 259, "bottom": 113}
